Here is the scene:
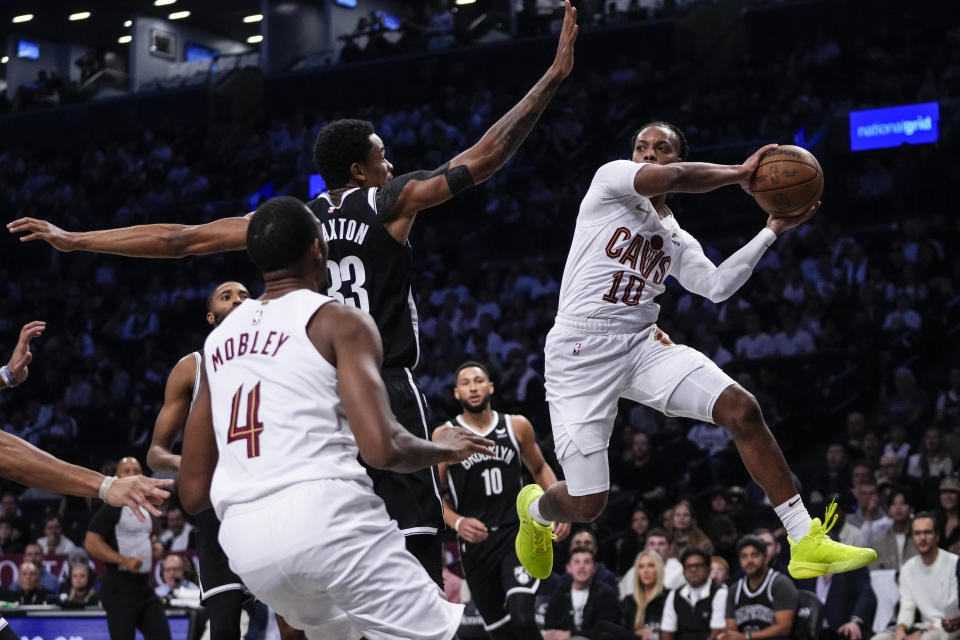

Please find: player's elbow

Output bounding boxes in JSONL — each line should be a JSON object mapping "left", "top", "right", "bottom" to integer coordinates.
{"left": 360, "top": 441, "right": 403, "bottom": 471}
{"left": 145, "top": 448, "right": 159, "bottom": 473}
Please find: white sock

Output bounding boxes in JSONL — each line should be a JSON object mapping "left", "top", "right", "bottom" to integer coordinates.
{"left": 528, "top": 496, "right": 552, "bottom": 526}
{"left": 774, "top": 495, "right": 813, "bottom": 541}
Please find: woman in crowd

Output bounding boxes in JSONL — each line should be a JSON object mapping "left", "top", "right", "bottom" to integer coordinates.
{"left": 670, "top": 499, "right": 713, "bottom": 556}
{"left": 61, "top": 561, "right": 99, "bottom": 608}
{"left": 621, "top": 550, "right": 668, "bottom": 638}
{"left": 615, "top": 506, "right": 654, "bottom": 575}
{"left": 937, "top": 474, "right": 960, "bottom": 552}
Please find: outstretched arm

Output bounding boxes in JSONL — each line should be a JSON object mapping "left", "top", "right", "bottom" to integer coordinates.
{"left": 514, "top": 414, "right": 570, "bottom": 540}
{"left": 377, "top": 1, "right": 578, "bottom": 242}
{"left": 179, "top": 368, "right": 217, "bottom": 514}
{"left": 147, "top": 355, "right": 198, "bottom": 473}
{"left": 0, "top": 430, "right": 171, "bottom": 519}
{"left": 8, "top": 214, "right": 251, "bottom": 258}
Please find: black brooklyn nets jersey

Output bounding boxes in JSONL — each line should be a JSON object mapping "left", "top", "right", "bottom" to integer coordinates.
{"left": 307, "top": 187, "right": 419, "bottom": 370}
{"left": 446, "top": 412, "right": 525, "bottom": 529}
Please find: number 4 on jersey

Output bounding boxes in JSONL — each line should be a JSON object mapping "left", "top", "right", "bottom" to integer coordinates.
{"left": 228, "top": 382, "right": 264, "bottom": 458}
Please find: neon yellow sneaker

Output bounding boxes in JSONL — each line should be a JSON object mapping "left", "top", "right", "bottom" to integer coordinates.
{"left": 515, "top": 484, "right": 556, "bottom": 579}
{"left": 787, "top": 500, "right": 877, "bottom": 579}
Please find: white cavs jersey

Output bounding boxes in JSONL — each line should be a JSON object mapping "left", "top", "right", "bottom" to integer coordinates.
{"left": 204, "top": 289, "right": 370, "bottom": 520}
{"left": 557, "top": 159, "right": 692, "bottom": 327}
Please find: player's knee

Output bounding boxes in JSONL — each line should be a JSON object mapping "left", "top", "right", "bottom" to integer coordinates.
{"left": 572, "top": 492, "right": 607, "bottom": 522}
{"left": 717, "top": 387, "right": 763, "bottom": 437}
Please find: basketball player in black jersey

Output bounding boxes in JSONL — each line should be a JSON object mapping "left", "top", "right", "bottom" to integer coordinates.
{"left": 147, "top": 281, "right": 255, "bottom": 640}
{"left": 10, "top": 0, "right": 578, "bottom": 585}
{"left": 436, "top": 361, "right": 570, "bottom": 639}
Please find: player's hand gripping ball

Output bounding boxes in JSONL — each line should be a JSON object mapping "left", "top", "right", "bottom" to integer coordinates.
{"left": 749, "top": 145, "right": 824, "bottom": 217}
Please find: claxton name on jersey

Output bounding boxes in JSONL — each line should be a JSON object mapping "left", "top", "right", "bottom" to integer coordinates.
{"left": 209, "top": 331, "right": 291, "bottom": 373}
{"left": 460, "top": 444, "right": 516, "bottom": 470}
{"left": 321, "top": 217, "right": 369, "bottom": 245}
{"left": 604, "top": 227, "right": 672, "bottom": 284}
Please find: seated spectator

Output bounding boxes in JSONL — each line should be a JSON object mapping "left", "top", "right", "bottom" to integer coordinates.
{"left": 544, "top": 547, "right": 624, "bottom": 640}
{"left": 0, "top": 518, "right": 24, "bottom": 554}
{"left": 871, "top": 513, "right": 959, "bottom": 640}
{"left": 934, "top": 368, "right": 960, "bottom": 429}
{"left": 937, "top": 475, "right": 960, "bottom": 552}
{"left": 611, "top": 432, "right": 668, "bottom": 508}
{"left": 734, "top": 315, "right": 775, "bottom": 361}
{"left": 614, "top": 506, "right": 654, "bottom": 575}
{"left": 60, "top": 561, "right": 100, "bottom": 608}
{"left": 159, "top": 507, "right": 195, "bottom": 552}
{"left": 809, "top": 443, "right": 853, "bottom": 505}
{"left": 670, "top": 499, "right": 714, "bottom": 556}
{"left": 22, "top": 542, "right": 61, "bottom": 592}
{"left": 155, "top": 554, "right": 199, "bottom": 598}
{"left": 0, "top": 561, "right": 58, "bottom": 604}
{"left": 621, "top": 550, "right": 669, "bottom": 637}
{"left": 772, "top": 315, "right": 815, "bottom": 357}
{"left": 797, "top": 567, "right": 875, "bottom": 640}
{"left": 37, "top": 515, "right": 79, "bottom": 555}
{"left": 710, "top": 556, "right": 730, "bottom": 587}
{"left": 848, "top": 476, "right": 885, "bottom": 540}
{"left": 721, "top": 535, "right": 797, "bottom": 640}
{"left": 562, "top": 529, "right": 619, "bottom": 590}
{"left": 907, "top": 428, "right": 954, "bottom": 495}
{"left": 868, "top": 488, "right": 918, "bottom": 571}
{"left": 661, "top": 548, "right": 727, "bottom": 640}
{"left": 644, "top": 528, "right": 685, "bottom": 590}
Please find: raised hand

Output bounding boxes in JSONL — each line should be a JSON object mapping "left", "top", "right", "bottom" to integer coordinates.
{"left": 550, "top": 0, "right": 579, "bottom": 79}
{"left": 766, "top": 201, "right": 820, "bottom": 236}
{"left": 106, "top": 475, "right": 174, "bottom": 521}
{"left": 433, "top": 425, "right": 495, "bottom": 463}
{"left": 7, "top": 218, "right": 76, "bottom": 251}
{"left": 739, "top": 143, "right": 779, "bottom": 194}
{"left": 7, "top": 321, "right": 46, "bottom": 385}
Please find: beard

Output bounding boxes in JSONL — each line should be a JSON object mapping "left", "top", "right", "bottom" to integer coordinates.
{"left": 459, "top": 393, "right": 492, "bottom": 414}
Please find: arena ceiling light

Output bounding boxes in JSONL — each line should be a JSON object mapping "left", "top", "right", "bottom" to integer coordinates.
{"left": 118, "top": 35, "right": 132, "bottom": 44}
{"left": 243, "top": 14, "right": 263, "bottom": 23}
{"left": 168, "top": 10, "right": 190, "bottom": 19}
{"left": 455, "top": 0, "right": 477, "bottom": 4}
{"left": 12, "top": 14, "right": 34, "bottom": 23}
{"left": 154, "top": 0, "right": 177, "bottom": 5}
{"left": 69, "top": 12, "right": 92, "bottom": 21}
{"left": 247, "top": 34, "right": 263, "bottom": 44}
{"left": 0, "top": 56, "right": 8, "bottom": 64}
{"left": 124, "top": 20, "right": 132, "bottom": 27}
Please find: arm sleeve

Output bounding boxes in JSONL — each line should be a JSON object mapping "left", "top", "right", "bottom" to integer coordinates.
{"left": 545, "top": 590, "right": 571, "bottom": 630}
{"left": 87, "top": 504, "right": 121, "bottom": 538}
{"left": 593, "top": 160, "right": 649, "bottom": 199}
{"left": 895, "top": 568, "right": 917, "bottom": 628}
{"left": 674, "top": 228, "right": 778, "bottom": 303}
{"left": 711, "top": 587, "right": 729, "bottom": 629}
{"left": 850, "top": 569, "right": 877, "bottom": 626}
{"left": 771, "top": 575, "right": 799, "bottom": 611}
{"left": 660, "top": 589, "right": 678, "bottom": 632}
{"left": 374, "top": 170, "right": 435, "bottom": 219}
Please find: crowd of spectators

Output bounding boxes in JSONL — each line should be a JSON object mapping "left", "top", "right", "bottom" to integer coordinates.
{"left": 0, "top": 0, "right": 958, "bottom": 637}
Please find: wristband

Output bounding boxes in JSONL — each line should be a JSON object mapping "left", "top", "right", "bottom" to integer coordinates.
{"left": 98, "top": 475, "right": 118, "bottom": 502}
{"left": 454, "top": 516, "right": 464, "bottom": 532}
{"left": 0, "top": 366, "right": 17, "bottom": 388}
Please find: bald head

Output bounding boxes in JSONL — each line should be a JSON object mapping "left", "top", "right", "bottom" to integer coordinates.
{"left": 117, "top": 457, "right": 142, "bottom": 478}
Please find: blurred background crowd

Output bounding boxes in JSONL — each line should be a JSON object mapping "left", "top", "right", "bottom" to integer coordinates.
{"left": 0, "top": 0, "right": 958, "bottom": 637}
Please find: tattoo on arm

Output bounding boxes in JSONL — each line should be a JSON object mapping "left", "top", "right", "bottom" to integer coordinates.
{"left": 375, "top": 165, "right": 475, "bottom": 221}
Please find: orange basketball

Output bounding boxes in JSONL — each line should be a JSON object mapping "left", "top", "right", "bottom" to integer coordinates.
{"left": 749, "top": 145, "right": 824, "bottom": 218}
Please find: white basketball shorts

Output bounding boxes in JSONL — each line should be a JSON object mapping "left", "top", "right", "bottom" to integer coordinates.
{"left": 218, "top": 479, "right": 463, "bottom": 640}
{"left": 545, "top": 316, "right": 736, "bottom": 495}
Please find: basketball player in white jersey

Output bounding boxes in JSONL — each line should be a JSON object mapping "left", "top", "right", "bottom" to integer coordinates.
{"left": 179, "top": 196, "right": 496, "bottom": 640}
{"left": 515, "top": 122, "right": 876, "bottom": 582}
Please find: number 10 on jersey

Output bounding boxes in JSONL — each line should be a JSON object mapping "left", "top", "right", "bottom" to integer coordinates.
{"left": 228, "top": 382, "right": 264, "bottom": 458}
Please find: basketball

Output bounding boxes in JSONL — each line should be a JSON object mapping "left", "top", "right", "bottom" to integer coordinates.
{"left": 749, "top": 145, "right": 824, "bottom": 217}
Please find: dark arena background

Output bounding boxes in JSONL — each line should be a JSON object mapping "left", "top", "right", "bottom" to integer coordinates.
{"left": 0, "top": 0, "right": 958, "bottom": 638}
